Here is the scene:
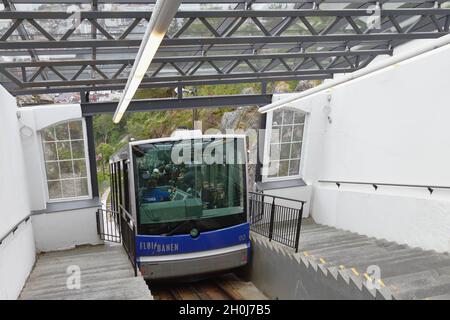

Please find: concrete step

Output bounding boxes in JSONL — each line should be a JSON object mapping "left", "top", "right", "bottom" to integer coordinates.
{"left": 29, "top": 257, "right": 131, "bottom": 279}
{"left": 21, "top": 276, "right": 150, "bottom": 300}
{"left": 424, "top": 293, "right": 450, "bottom": 300}
{"left": 299, "top": 236, "right": 374, "bottom": 252}
{"left": 20, "top": 245, "right": 152, "bottom": 300}
{"left": 251, "top": 217, "right": 450, "bottom": 300}
{"left": 368, "top": 253, "right": 450, "bottom": 280}
{"left": 384, "top": 267, "right": 450, "bottom": 300}
{"left": 343, "top": 248, "right": 427, "bottom": 271}
{"left": 24, "top": 268, "right": 136, "bottom": 292}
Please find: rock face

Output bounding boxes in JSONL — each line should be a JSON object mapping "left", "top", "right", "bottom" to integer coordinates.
{"left": 295, "top": 80, "right": 316, "bottom": 92}
{"left": 17, "top": 94, "right": 54, "bottom": 106}
{"left": 220, "top": 106, "right": 262, "bottom": 192}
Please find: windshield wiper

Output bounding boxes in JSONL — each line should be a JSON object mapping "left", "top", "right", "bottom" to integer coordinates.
{"left": 164, "top": 220, "right": 195, "bottom": 236}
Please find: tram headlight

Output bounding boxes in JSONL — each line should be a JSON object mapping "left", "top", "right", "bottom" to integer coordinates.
{"left": 190, "top": 228, "right": 199, "bottom": 239}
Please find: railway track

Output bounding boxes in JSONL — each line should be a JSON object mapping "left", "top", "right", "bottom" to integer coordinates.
{"left": 148, "top": 273, "right": 266, "bottom": 300}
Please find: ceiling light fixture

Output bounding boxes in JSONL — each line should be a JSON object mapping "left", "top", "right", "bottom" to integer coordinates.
{"left": 113, "top": 0, "right": 181, "bottom": 123}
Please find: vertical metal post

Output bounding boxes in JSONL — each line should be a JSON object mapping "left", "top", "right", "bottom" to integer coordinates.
{"left": 260, "top": 192, "right": 265, "bottom": 221}
{"left": 96, "top": 209, "right": 101, "bottom": 237}
{"left": 268, "top": 196, "right": 276, "bottom": 241}
{"left": 294, "top": 203, "right": 304, "bottom": 253}
{"left": 133, "top": 222, "right": 138, "bottom": 277}
{"left": 85, "top": 115, "right": 99, "bottom": 198}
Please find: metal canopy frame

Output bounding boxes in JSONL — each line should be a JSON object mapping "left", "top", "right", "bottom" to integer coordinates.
{"left": 1, "top": 0, "right": 450, "bottom": 110}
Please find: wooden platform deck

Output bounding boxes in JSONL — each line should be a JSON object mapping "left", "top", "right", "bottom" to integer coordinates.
{"left": 20, "top": 244, "right": 152, "bottom": 300}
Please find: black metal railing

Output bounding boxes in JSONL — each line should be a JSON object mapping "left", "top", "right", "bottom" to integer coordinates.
{"left": 119, "top": 205, "right": 138, "bottom": 277}
{"left": 249, "top": 192, "right": 306, "bottom": 253}
{"left": 96, "top": 208, "right": 121, "bottom": 243}
{"left": 96, "top": 206, "right": 137, "bottom": 277}
{"left": 318, "top": 180, "right": 450, "bottom": 195}
{"left": 0, "top": 215, "right": 31, "bottom": 247}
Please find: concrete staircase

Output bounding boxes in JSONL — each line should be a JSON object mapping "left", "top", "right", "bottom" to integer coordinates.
{"left": 250, "top": 218, "right": 450, "bottom": 300}
{"left": 20, "top": 244, "right": 152, "bottom": 300}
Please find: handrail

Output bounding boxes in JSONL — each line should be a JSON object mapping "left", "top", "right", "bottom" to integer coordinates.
{"left": 318, "top": 180, "right": 450, "bottom": 194}
{"left": 249, "top": 191, "right": 307, "bottom": 205}
{"left": 249, "top": 192, "right": 305, "bottom": 252}
{"left": 0, "top": 215, "right": 31, "bottom": 246}
{"left": 119, "top": 204, "right": 135, "bottom": 223}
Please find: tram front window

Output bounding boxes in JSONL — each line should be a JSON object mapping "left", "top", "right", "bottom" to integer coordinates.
{"left": 132, "top": 138, "right": 246, "bottom": 234}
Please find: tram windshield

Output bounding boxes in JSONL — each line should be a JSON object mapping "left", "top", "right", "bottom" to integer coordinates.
{"left": 132, "top": 137, "right": 246, "bottom": 229}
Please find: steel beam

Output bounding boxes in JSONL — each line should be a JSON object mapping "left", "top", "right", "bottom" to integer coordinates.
{"left": 11, "top": 74, "right": 332, "bottom": 95}
{"left": 80, "top": 94, "right": 273, "bottom": 116}
{"left": 16, "top": 68, "right": 352, "bottom": 88}
{"left": 0, "top": 49, "right": 392, "bottom": 68}
{"left": 0, "top": 32, "right": 447, "bottom": 50}
{"left": 1, "top": 8, "right": 450, "bottom": 19}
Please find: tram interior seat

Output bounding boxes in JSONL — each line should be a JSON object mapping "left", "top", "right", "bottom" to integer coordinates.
{"left": 140, "top": 198, "right": 203, "bottom": 223}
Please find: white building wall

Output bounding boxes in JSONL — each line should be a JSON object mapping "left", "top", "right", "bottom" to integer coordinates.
{"left": 272, "top": 39, "right": 450, "bottom": 252}
{"left": 0, "top": 85, "right": 36, "bottom": 299}
{"left": 19, "top": 104, "right": 102, "bottom": 252}
{"left": 19, "top": 104, "right": 82, "bottom": 211}
{"left": 31, "top": 208, "right": 101, "bottom": 252}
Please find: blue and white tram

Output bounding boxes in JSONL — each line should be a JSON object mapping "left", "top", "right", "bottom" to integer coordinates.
{"left": 110, "top": 131, "right": 250, "bottom": 279}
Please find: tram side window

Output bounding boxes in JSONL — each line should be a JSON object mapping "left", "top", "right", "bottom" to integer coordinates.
{"left": 133, "top": 138, "right": 246, "bottom": 224}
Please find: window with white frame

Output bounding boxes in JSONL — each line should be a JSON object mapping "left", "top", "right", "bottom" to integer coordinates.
{"left": 41, "top": 120, "right": 90, "bottom": 201}
{"left": 266, "top": 108, "right": 305, "bottom": 179}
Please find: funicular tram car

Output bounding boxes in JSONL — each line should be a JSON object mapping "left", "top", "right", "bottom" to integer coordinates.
{"left": 109, "top": 131, "right": 250, "bottom": 279}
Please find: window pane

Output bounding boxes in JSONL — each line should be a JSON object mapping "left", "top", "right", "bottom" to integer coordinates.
{"left": 270, "top": 127, "right": 281, "bottom": 143}
{"left": 273, "top": 110, "right": 283, "bottom": 126}
{"left": 45, "top": 162, "right": 60, "bottom": 180}
{"left": 69, "top": 121, "right": 83, "bottom": 140}
{"left": 283, "top": 110, "right": 294, "bottom": 125}
{"left": 43, "top": 142, "right": 57, "bottom": 161}
{"left": 291, "top": 143, "right": 302, "bottom": 159}
{"left": 75, "top": 178, "right": 89, "bottom": 197}
{"left": 55, "top": 123, "right": 69, "bottom": 141}
{"left": 280, "top": 144, "right": 291, "bottom": 160}
{"left": 42, "top": 128, "right": 56, "bottom": 142}
{"left": 293, "top": 125, "right": 304, "bottom": 142}
{"left": 42, "top": 120, "right": 90, "bottom": 201}
{"left": 59, "top": 160, "right": 74, "bottom": 179}
{"left": 74, "top": 160, "right": 87, "bottom": 177}
{"left": 281, "top": 126, "right": 293, "bottom": 143}
{"left": 57, "top": 142, "right": 72, "bottom": 160}
{"left": 133, "top": 139, "right": 246, "bottom": 226}
{"left": 269, "top": 143, "right": 280, "bottom": 161}
{"left": 279, "top": 160, "right": 289, "bottom": 176}
{"left": 268, "top": 161, "right": 279, "bottom": 178}
{"left": 71, "top": 141, "right": 85, "bottom": 159}
{"left": 289, "top": 159, "right": 300, "bottom": 176}
{"left": 62, "top": 180, "right": 76, "bottom": 198}
{"left": 266, "top": 109, "right": 306, "bottom": 179}
{"left": 48, "top": 181, "right": 62, "bottom": 199}
{"left": 294, "top": 112, "right": 305, "bottom": 124}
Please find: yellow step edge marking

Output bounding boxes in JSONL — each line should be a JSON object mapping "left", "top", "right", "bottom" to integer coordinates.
{"left": 378, "top": 279, "right": 386, "bottom": 288}
{"left": 339, "top": 265, "right": 345, "bottom": 270}
{"left": 363, "top": 273, "right": 372, "bottom": 281}
{"left": 303, "top": 251, "right": 309, "bottom": 257}
{"left": 319, "top": 258, "right": 326, "bottom": 264}
{"left": 351, "top": 268, "right": 360, "bottom": 276}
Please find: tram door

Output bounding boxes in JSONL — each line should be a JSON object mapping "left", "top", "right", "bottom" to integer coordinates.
{"left": 110, "top": 160, "right": 130, "bottom": 214}
{"left": 99, "top": 159, "right": 131, "bottom": 243}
